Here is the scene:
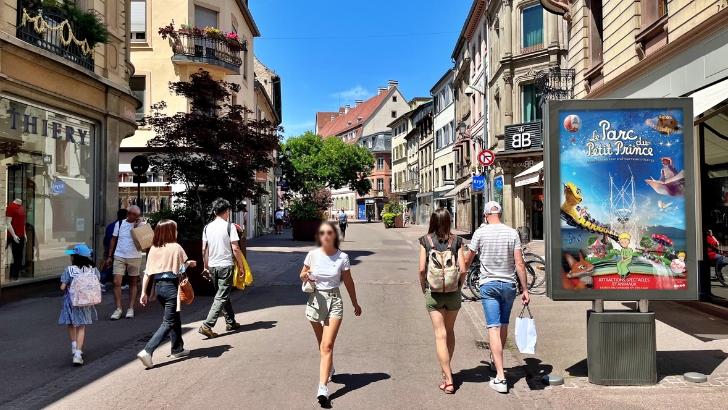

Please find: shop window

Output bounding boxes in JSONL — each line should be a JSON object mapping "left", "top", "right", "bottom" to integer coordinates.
{"left": 130, "top": 0, "right": 146, "bottom": 42}
{"left": 521, "top": 5, "right": 543, "bottom": 50}
{"left": 522, "top": 83, "right": 542, "bottom": 122}
{"left": 130, "top": 76, "right": 146, "bottom": 121}
{"left": 1, "top": 99, "right": 95, "bottom": 285}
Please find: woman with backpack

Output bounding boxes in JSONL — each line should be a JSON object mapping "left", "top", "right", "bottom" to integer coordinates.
{"left": 299, "top": 221, "right": 362, "bottom": 406}
{"left": 419, "top": 208, "right": 467, "bottom": 394}
{"left": 59, "top": 244, "right": 101, "bottom": 366}
{"left": 137, "top": 219, "right": 196, "bottom": 369}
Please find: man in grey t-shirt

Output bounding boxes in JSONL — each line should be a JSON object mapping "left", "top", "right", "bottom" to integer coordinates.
{"left": 464, "top": 201, "right": 529, "bottom": 394}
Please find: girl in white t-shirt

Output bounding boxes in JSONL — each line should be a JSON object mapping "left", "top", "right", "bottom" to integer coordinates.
{"left": 299, "top": 221, "right": 362, "bottom": 406}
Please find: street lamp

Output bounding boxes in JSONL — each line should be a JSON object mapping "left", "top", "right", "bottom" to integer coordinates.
{"left": 457, "top": 121, "right": 467, "bottom": 137}
{"left": 285, "top": 147, "right": 291, "bottom": 157}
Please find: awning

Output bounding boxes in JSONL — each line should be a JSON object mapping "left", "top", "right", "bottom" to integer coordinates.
{"left": 515, "top": 161, "right": 543, "bottom": 187}
{"left": 689, "top": 79, "right": 728, "bottom": 118}
{"left": 58, "top": 176, "right": 90, "bottom": 199}
{"left": 443, "top": 177, "right": 472, "bottom": 198}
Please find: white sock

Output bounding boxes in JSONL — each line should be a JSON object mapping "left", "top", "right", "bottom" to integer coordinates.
{"left": 75, "top": 350, "right": 83, "bottom": 356}
{"left": 71, "top": 342, "right": 77, "bottom": 349}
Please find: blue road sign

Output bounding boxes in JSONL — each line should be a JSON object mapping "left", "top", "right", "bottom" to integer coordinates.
{"left": 51, "top": 180, "right": 66, "bottom": 195}
{"left": 494, "top": 176, "right": 504, "bottom": 189}
{"left": 472, "top": 175, "right": 485, "bottom": 191}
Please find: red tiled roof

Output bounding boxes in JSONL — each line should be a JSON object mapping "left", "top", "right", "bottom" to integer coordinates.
{"left": 318, "top": 90, "right": 392, "bottom": 138}
{"left": 316, "top": 112, "right": 339, "bottom": 133}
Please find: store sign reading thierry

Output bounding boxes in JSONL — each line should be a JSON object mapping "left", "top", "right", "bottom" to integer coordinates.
{"left": 504, "top": 121, "right": 542, "bottom": 151}
{"left": 4, "top": 108, "right": 91, "bottom": 145}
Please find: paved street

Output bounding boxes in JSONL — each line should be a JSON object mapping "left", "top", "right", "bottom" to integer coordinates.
{"left": 2, "top": 222, "right": 728, "bottom": 409}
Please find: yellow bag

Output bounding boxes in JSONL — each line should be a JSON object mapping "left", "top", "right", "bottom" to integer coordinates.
{"left": 233, "top": 255, "right": 253, "bottom": 290}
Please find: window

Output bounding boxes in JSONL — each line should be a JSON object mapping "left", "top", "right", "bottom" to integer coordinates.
{"left": 391, "top": 110, "right": 397, "bottom": 118}
{"left": 449, "top": 164, "right": 454, "bottom": 180}
{"left": 522, "top": 83, "right": 542, "bottom": 122}
{"left": 243, "top": 39, "right": 248, "bottom": 80}
{"left": 587, "top": 0, "right": 604, "bottom": 67}
{"left": 130, "top": 0, "right": 146, "bottom": 42}
{"left": 435, "top": 169, "right": 439, "bottom": 187}
{"left": 393, "top": 96, "right": 398, "bottom": 102}
{"left": 444, "top": 125, "right": 450, "bottom": 146}
{"left": 130, "top": 76, "right": 146, "bottom": 121}
{"left": 377, "top": 156, "right": 384, "bottom": 170}
{"left": 195, "top": 6, "right": 218, "bottom": 29}
{"left": 377, "top": 178, "right": 384, "bottom": 191}
{"left": 522, "top": 5, "right": 543, "bottom": 49}
{"left": 435, "top": 129, "right": 442, "bottom": 149}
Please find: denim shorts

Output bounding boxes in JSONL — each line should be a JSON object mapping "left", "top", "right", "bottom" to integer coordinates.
{"left": 480, "top": 281, "right": 517, "bottom": 328}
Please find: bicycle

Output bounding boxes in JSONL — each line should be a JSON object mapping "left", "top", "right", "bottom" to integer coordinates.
{"left": 462, "top": 253, "right": 541, "bottom": 300}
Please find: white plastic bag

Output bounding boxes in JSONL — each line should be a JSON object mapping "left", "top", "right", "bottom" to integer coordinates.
{"left": 515, "top": 306, "right": 537, "bottom": 354}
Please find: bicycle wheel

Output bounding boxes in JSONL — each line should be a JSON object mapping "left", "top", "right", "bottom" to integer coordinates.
{"left": 524, "top": 252, "right": 545, "bottom": 265}
{"left": 468, "top": 268, "right": 482, "bottom": 300}
{"left": 460, "top": 267, "right": 480, "bottom": 301}
{"left": 718, "top": 265, "right": 728, "bottom": 287}
{"left": 527, "top": 258, "right": 547, "bottom": 289}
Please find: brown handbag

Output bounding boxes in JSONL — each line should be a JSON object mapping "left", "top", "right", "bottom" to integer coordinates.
{"left": 179, "top": 274, "right": 194, "bottom": 305}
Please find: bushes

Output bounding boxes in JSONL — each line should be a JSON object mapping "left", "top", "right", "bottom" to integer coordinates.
{"left": 383, "top": 202, "right": 404, "bottom": 215}
{"left": 145, "top": 207, "right": 207, "bottom": 242}
{"left": 289, "top": 199, "right": 324, "bottom": 221}
{"left": 382, "top": 213, "right": 396, "bottom": 228}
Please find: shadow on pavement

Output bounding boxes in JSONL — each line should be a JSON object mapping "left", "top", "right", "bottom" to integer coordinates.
{"left": 621, "top": 301, "right": 728, "bottom": 342}
{"left": 149, "top": 344, "right": 234, "bottom": 370}
{"left": 565, "top": 349, "right": 728, "bottom": 380}
{"left": 214, "top": 320, "right": 278, "bottom": 338}
{"left": 342, "top": 250, "right": 374, "bottom": 266}
{"left": 454, "top": 362, "right": 491, "bottom": 388}
{"left": 328, "top": 372, "right": 391, "bottom": 401}
{"left": 522, "top": 358, "right": 553, "bottom": 390}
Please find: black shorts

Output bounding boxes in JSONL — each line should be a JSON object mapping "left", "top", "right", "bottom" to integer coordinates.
{"left": 275, "top": 218, "right": 284, "bottom": 226}
{"left": 339, "top": 223, "right": 347, "bottom": 231}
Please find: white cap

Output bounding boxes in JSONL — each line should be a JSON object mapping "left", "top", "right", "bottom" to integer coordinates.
{"left": 484, "top": 201, "right": 502, "bottom": 215}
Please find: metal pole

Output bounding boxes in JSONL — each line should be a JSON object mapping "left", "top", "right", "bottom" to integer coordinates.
{"left": 137, "top": 180, "right": 142, "bottom": 216}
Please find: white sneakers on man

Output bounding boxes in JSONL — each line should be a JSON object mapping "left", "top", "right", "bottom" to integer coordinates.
{"left": 110, "top": 308, "right": 123, "bottom": 320}
{"left": 125, "top": 308, "right": 134, "bottom": 319}
{"left": 489, "top": 377, "right": 508, "bottom": 393}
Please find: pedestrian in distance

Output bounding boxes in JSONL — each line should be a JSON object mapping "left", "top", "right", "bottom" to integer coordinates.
{"left": 338, "top": 208, "right": 348, "bottom": 240}
{"left": 300, "top": 221, "right": 362, "bottom": 406}
{"left": 137, "top": 219, "right": 197, "bottom": 369}
{"left": 275, "top": 207, "right": 284, "bottom": 235}
{"left": 404, "top": 209, "right": 410, "bottom": 227}
{"left": 419, "top": 208, "right": 467, "bottom": 394}
{"left": 100, "top": 209, "right": 127, "bottom": 293}
{"left": 59, "top": 244, "right": 101, "bottom": 366}
{"left": 105, "top": 205, "right": 145, "bottom": 320}
{"left": 199, "top": 198, "right": 244, "bottom": 338}
{"left": 463, "top": 201, "right": 530, "bottom": 394}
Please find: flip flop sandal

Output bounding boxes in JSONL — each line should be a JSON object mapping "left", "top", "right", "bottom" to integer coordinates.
{"left": 438, "top": 382, "right": 455, "bottom": 394}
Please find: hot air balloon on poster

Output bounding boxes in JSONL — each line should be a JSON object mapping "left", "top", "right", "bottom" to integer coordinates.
{"left": 564, "top": 114, "right": 581, "bottom": 132}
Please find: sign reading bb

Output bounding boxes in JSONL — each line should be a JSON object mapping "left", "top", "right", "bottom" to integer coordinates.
{"left": 505, "top": 121, "right": 542, "bottom": 151}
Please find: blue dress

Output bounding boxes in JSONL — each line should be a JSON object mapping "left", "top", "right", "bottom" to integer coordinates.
{"left": 58, "top": 266, "right": 100, "bottom": 327}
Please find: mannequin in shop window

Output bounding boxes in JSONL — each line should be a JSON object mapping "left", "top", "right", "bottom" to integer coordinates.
{"left": 6, "top": 198, "right": 26, "bottom": 281}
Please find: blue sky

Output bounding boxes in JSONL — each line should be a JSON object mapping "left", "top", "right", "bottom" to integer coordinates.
{"left": 249, "top": 0, "right": 472, "bottom": 138}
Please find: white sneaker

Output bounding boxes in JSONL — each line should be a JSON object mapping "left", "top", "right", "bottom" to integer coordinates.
{"left": 137, "top": 350, "right": 153, "bottom": 368}
{"left": 328, "top": 366, "right": 335, "bottom": 383}
{"left": 125, "top": 308, "right": 134, "bottom": 319}
{"left": 72, "top": 348, "right": 76, "bottom": 356}
{"left": 100, "top": 284, "right": 107, "bottom": 293}
{"left": 110, "top": 308, "right": 123, "bottom": 320}
{"left": 121, "top": 285, "right": 129, "bottom": 290}
{"left": 317, "top": 384, "right": 329, "bottom": 405}
{"left": 489, "top": 377, "right": 508, "bottom": 393}
{"left": 73, "top": 352, "right": 83, "bottom": 366}
{"left": 170, "top": 349, "right": 190, "bottom": 358}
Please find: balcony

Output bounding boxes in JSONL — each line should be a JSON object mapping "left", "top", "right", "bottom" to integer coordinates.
{"left": 16, "top": 6, "right": 95, "bottom": 71}
{"left": 400, "top": 180, "right": 419, "bottom": 192}
{"left": 165, "top": 29, "right": 243, "bottom": 75}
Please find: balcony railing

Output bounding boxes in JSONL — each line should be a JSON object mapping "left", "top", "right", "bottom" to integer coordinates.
{"left": 170, "top": 32, "right": 242, "bottom": 74}
{"left": 16, "top": 7, "right": 94, "bottom": 71}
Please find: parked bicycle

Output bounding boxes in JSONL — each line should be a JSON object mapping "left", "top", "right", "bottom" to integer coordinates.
{"left": 460, "top": 247, "right": 547, "bottom": 301}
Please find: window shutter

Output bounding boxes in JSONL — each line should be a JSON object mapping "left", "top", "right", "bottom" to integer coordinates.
{"left": 130, "top": 1, "right": 145, "bottom": 32}
{"left": 194, "top": 6, "right": 218, "bottom": 29}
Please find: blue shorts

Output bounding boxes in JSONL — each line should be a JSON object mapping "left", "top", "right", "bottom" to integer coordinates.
{"left": 480, "top": 281, "right": 517, "bottom": 328}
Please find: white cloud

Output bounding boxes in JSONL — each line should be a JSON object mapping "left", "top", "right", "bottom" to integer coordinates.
{"left": 329, "top": 85, "right": 372, "bottom": 101}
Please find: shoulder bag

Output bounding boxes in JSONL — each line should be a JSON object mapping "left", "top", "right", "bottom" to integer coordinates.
{"left": 302, "top": 249, "right": 316, "bottom": 293}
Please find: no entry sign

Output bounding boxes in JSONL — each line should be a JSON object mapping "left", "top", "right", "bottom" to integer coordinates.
{"left": 478, "top": 149, "right": 495, "bottom": 167}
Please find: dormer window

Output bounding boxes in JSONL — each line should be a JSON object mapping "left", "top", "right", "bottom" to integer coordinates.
{"left": 347, "top": 121, "right": 352, "bottom": 126}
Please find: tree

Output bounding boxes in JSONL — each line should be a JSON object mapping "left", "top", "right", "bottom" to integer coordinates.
{"left": 640, "top": 236, "right": 653, "bottom": 249}
{"left": 142, "top": 69, "right": 281, "bottom": 225}
{"left": 281, "top": 132, "right": 374, "bottom": 198}
{"left": 586, "top": 235, "right": 597, "bottom": 247}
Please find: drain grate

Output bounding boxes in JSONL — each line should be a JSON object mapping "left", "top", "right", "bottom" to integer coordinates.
{"left": 136, "top": 335, "right": 152, "bottom": 343}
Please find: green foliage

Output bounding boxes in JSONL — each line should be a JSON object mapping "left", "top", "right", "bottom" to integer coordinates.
{"left": 640, "top": 236, "right": 653, "bottom": 249}
{"left": 586, "top": 235, "right": 597, "bottom": 247}
{"left": 384, "top": 202, "right": 404, "bottom": 215}
{"left": 23, "top": 0, "right": 110, "bottom": 47}
{"left": 382, "top": 213, "right": 396, "bottom": 228}
{"left": 289, "top": 199, "right": 324, "bottom": 221}
{"left": 281, "top": 132, "right": 374, "bottom": 198}
{"left": 145, "top": 206, "right": 207, "bottom": 242}
{"left": 142, "top": 70, "right": 281, "bottom": 225}
{"left": 606, "top": 242, "right": 614, "bottom": 251}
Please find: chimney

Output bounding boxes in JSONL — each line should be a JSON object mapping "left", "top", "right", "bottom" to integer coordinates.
{"left": 330, "top": 115, "right": 335, "bottom": 122}
{"left": 388, "top": 80, "right": 398, "bottom": 90}
{"left": 378, "top": 87, "right": 387, "bottom": 95}
{"left": 339, "top": 107, "right": 346, "bottom": 114}
{"left": 355, "top": 99, "right": 363, "bottom": 107}
{"left": 344, "top": 105, "right": 351, "bottom": 114}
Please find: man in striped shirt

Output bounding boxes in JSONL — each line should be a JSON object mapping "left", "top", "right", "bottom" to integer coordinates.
{"left": 464, "top": 201, "right": 530, "bottom": 394}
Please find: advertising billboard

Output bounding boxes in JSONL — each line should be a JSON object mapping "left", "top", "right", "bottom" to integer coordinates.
{"left": 545, "top": 99, "right": 697, "bottom": 300}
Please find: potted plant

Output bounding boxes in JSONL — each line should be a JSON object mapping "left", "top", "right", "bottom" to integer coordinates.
{"left": 465, "top": 156, "right": 471, "bottom": 165}
{"left": 179, "top": 23, "right": 192, "bottom": 35}
{"left": 289, "top": 199, "right": 323, "bottom": 241}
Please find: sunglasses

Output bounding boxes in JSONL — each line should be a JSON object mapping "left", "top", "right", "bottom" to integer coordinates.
{"left": 319, "top": 230, "right": 335, "bottom": 236}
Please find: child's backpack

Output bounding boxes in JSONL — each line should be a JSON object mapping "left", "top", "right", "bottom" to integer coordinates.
{"left": 69, "top": 266, "right": 102, "bottom": 307}
{"left": 425, "top": 234, "right": 459, "bottom": 293}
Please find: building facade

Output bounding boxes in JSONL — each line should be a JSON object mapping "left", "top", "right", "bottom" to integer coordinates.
{"left": 431, "top": 70, "right": 457, "bottom": 219}
{"left": 0, "top": 1, "right": 139, "bottom": 293}
{"left": 316, "top": 81, "right": 410, "bottom": 220}
{"left": 451, "top": 33, "right": 475, "bottom": 231}
{"left": 544, "top": 0, "right": 728, "bottom": 304}
{"left": 414, "top": 101, "right": 435, "bottom": 225}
